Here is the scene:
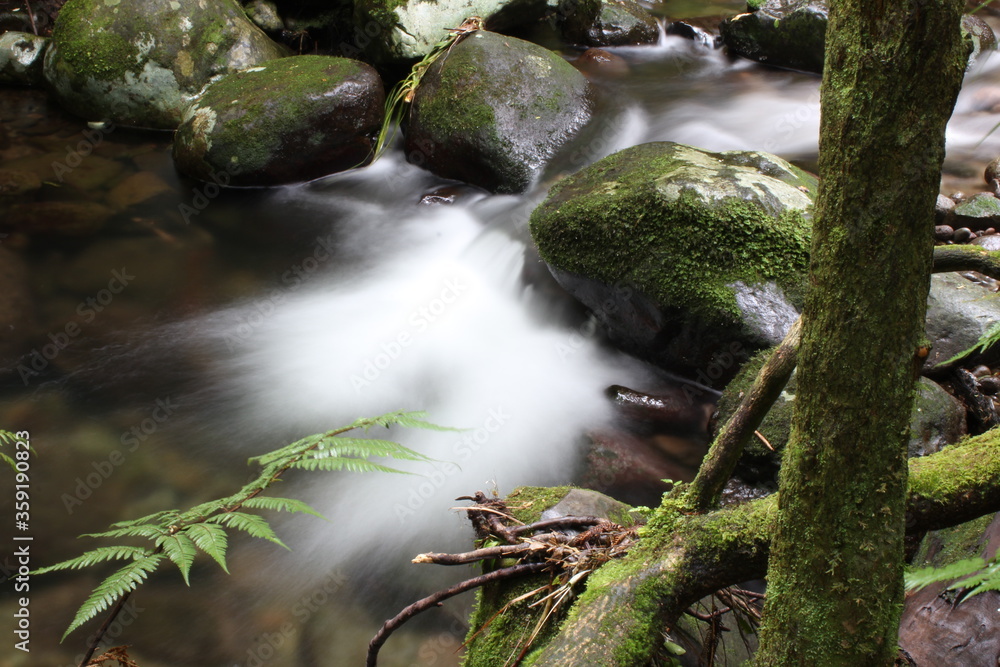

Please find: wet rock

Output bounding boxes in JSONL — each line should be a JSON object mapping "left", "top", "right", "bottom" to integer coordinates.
{"left": 667, "top": 19, "right": 721, "bottom": 48}
{"left": 557, "top": 0, "right": 659, "bottom": 47}
{"left": 924, "top": 272, "right": 1000, "bottom": 372}
{"left": 607, "top": 384, "right": 714, "bottom": 435}
{"left": 953, "top": 192, "right": 1000, "bottom": 230}
{"left": 3, "top": 201, "right": 114, "bottom": 235}
{"left": 529, "top": 141, "right": 815, "bottom": 379}
{"left": 973, "top": 232, "right": 1000, "bottom": 252}
{"left": 0, "top": 246, "right": 35, "bottom": 363}
{"left": 574, "top": 47, "right": 630, "bottom": 77}
{"left": 953, "top": 226, "right": 974, "bottom": 243}
{"left": 719, "top": 0, "right": 828, "bottom": 73}
{"left": 58, "top": 154, "right": 126, "bottom": 192}
{"left": 541, "top": 487, "right": 635, "bottom": 523}
{"left": 935, "top": 194, "right": 955, "bottom": 224}
{"left": 173, "top": 55, "right": 384, "bottom": 187}
{"left": 355, "top": 0, "right": 550, "bottom": 63}
{"left": 934, "top": 224, "right": 954, "bottom": 242}
{"left": 42, "top": 0, "right": 287, "bottom": 129}
{"left": 909, "top": 377, "right": 967, "bottom": 458}
{"left": 0, "top": 31, "right": 48, "bottom": 86}
{"left": 900, "top": 513, "right": 1000, "bottom": 666}
{"left": 978, "top": 374, "right": 1000, "bottom": 394}
{"left": 963, "top": 13, "right": 997, "bottom": 70}
{"left": 580, "top": 429, "right": 693, "bottom": 506}
{"left": 406, "top": 31, "right": 592, "bottom": 194}
{"left": 244, "top": 0, "right": 285, "bottom": 32}
{"left": 0, "top": 169, "right": 42, "bottom": 206}
{"left": 107, "top": 171, "right": 175, "bottom": 210}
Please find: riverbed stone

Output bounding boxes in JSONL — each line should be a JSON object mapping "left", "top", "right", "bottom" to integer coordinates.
{"left": 42, "top": 0, "right": 287, "bottom": 129}
{"left": 355, "top": 0, "right": 552, "bottom": 62}
{"left": 405, "top": 31, "right": 592, "bottom": 194}
{"left": 719, "top": 0, "right": 827, "bottom": 73}
{"left": 953, "top": 192, "right": 1000, "bottom": 231}
{"left": 924, "top": 272, "right": 1000, "bottom": 372}
{"left": 0, "top": 31, "right": 49, "bottom": 86}
{"left": 529, "top": 141, "right": 816, "bottom": 379}
{"left": 173, "top": 55, "right": 384, "bottom": 186}
{"left": 557, "top": 0, "right": 659, "bottom": 47}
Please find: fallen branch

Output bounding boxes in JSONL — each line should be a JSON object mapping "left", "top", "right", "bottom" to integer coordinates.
{"left": 932, "top": 245, "right": 1000, "bottom": 279}
{"left": 413, "top": 543, "right": 541, "bottom": 565}
{"left": 366, "top": 562, "right": 550, "bottom": 667}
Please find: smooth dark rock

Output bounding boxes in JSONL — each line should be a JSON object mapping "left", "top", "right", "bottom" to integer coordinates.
{"left": 558, "top": 0, "right": 659, "bottom": 47}
{"left": 406, "top": 31, "right": 592, "bottom": 194}
{"left": 574, "top": 48, "right": 630, "bottom": 77}
{"left": 173, "top": 56, "right": 384, "bottom": 186}
{"left": 924, "top": 272, "right": 1000, "bottom": 372}
{"left": 953, "top": 226, "right": 974, "bottom": 243}
{"left": 719, "top": 0, "right": 828, "bottom": 73}
{"left": 934, "top": 224, "right": 955, "bottom": 241}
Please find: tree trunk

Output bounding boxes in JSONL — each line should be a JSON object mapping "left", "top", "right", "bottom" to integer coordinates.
{"left": 752, "top": 1, "right": 968, "bottom": 664}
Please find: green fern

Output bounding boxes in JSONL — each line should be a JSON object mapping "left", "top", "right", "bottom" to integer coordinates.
{"left": 0, "top": 430, "right": 22, "bottom": 472}
{"left": 34, "top": 410, "right": 449, "bottom": 642}
{"left": 905, "top": 551, "right": 1000, "bottom": 600}
{"left": 939, "top": 320, "right": 1000, "bottom": 366}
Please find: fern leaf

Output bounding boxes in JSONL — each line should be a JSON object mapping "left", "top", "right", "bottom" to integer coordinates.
{"left": 940, "top": 321, "right": 1000, "bottom": 366}
{"left": 208, "top": 512, "right": 288, "bottom": 549}
{"left": 62, "top": 554, "right": 164, "bottom": 640}
{"left": 82, "top": 525, "right": 168, "bottom": 540}
{"left": 905, "top": 557, "right": 987, "bottom": 591}
{"left": 241, "top": 496, "right": 326, "bottom": 519}
{"left": 108, "top": 510, "right": 180, "bottom": 529}
{"left": 156, "top": 533, "right": 198, "bottom": 586}
{"left": 0, "top": 430, "right": 20, "bottom": 472}
{"left": 183, "top": 523, "right": 230, "bottom": 573}
{"left": 288, "top": 458, "right": 408, "bottom": 475}
{"left": 33, "top": 546, "right": 152, "bottom": 574}
{"left": 313, "top": 437, "right": 433, "bottom": 463}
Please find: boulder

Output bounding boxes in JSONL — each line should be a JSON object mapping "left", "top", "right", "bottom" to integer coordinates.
{"left": 405, "top": 31, "right": 593, "bottom": 194}
{"left": 953, "top": 192, "right": 1000, "bottom": 231}
{"left": 529, "top": 141, "right": 816, "bottom": 378}
{"left": 719, "top": 0, "right": 828, "bottom": 73}
{"left": 557, "top": 0, "right": 659, "bottom": 47}
{"left": 0, "top": 32, "right": 48, "bottom": 86}
{"left": 42, "top": 0, "right": 286, "bottom": 129}
{"left": 173, "top": 55, "right": 384, "bottom": 186}
{"left": 924, "top": 272, "right": 1000, "bottom": 373}
{"left": 354, "top": 0, "right": 552, "bottom": 62}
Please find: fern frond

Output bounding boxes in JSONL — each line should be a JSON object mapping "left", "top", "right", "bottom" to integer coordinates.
{"left": 82, "top": 525, "right": 168, "bottom": 540}
{"left": 0, "top": 430, "right": 20, "bottom": 472}
{"left": 288, "top": 457, "right": 408, "bottom": 475}
{"left": 241, "top": 496, "right": 325, "bottom": 519}
{"left": 62, "top": 554, "right": 165, "bottom": 640}
{"left": 32, "top": 546, "right": 153, "bottom": 574}
{"left": 208, "top": 512, "right": 288, "bottom": 549}
{"left": 940, "top": 321, "right": 1000, "bottom": 366}
{"left": 108, "top": 510, "right": 181, "bottom": 529}
{"left": 313, "top": 437, "right": 434, "bottom": 462}
{"left": 905, "top": 557, "right": 987, "bottom": 591}
{"left": 183, "top": 523, "right": 230, "bottom": 573}
{"left": 156, "top": 533, "right": 198, "bottom": 585}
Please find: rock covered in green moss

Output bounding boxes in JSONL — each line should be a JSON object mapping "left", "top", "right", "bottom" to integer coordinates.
{"left": 172, "top": 55, "right": 384, "bottom": 186}
{"left": 557, "top": 0, "right": 659, "bottom": 47}
{"left": 0, "top": 32, "right": 48, "bottom": 86}
{"left": 529, "top": 141, "right": 815, "bottom": 378}
{"left": 719, "top": 0, "right": 828, "bottom": 73}
{"left": 42, "top": 0, "right": 286, "bottom": 129}
{"left": 354, "top": 0, "right": 552, "bottom": 63}
{"left": 405, "top": 31, "right": 592, "bottom": 194}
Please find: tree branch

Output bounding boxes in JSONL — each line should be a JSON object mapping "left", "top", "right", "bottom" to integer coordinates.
{"left": 932, "top": 245, "right": 1000, "bottom": 279}
{"left": 686, "top": 317, "right": 802, "bottom": 511}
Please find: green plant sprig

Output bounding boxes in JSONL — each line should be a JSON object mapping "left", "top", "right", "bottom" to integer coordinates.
{"left": 905, "top": 552, "right": 1000, "bottom": 599}
{"left": 35, "top": 410, "right": 450, "bottom": 640}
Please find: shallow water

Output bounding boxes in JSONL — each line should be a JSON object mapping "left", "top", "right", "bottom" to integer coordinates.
{"left": 3, "top": 14, "right": 1000, "bottom": 667}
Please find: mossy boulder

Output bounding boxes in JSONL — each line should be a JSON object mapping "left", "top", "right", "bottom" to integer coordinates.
{"left": 557, "top": 0, "right": 659, "bottom": 47}
{"left": 529, "top": 141, "right": 816, "bottom": 378}
{"left": 0, "top": 32, "right": 48, "bottom": 86}
{"left": 42, "top": 0, "right": 287, "bottom": 129}
{"left": 405, "top": 31, "right": 593, "bottom": 194}
{"left": 719, "top": 0, "right": 828, "bottom": 73}
{"left": 354, "top": 0, "right": 552, "bottom": 63}
{"left": 172, "top": 55, "right": 384, "bottom": 186}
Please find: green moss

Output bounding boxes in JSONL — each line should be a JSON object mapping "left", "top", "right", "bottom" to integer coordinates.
{"left": 530, "top": 143, "right": 813, "bottom": 325}
{"left": 503, "top": 485, "right": 572, "bottom": 524}
{"left": 53, "top": 0, "right": 141, "bottom": 82}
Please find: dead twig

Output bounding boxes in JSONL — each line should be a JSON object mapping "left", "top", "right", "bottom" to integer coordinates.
{"left": 366, "top": 562, "right": 550, "bottom": 667}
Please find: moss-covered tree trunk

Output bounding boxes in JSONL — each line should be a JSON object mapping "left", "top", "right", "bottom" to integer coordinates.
{"left": 752, "top": 1, "right": 968, "bottom": 664}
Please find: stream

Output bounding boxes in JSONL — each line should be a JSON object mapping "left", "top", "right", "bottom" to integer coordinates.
{"left": 3, "top": 7, "right": 1000, "bottom": 665}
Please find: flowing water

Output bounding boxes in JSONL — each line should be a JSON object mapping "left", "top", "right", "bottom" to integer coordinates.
{"left": 4, "top": 11, "right": 1000, "bottom": 666}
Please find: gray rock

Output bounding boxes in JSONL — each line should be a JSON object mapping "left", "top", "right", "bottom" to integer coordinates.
{"left": 719, "top": 0, "right": 828, "bottom": 73}
{"left": 355, "top": 0, "right": 552, "bottom": 63}
{"left": 540, "top": 488, "right": 636, "bottom": 524}
{"left": 909, "top": 377, "right": 967, "bottom": 458}
{"left": 405, "top": 31, "right": 592, "bottom": 194}
{"left": 0, "top": 32, "right": 48, "bottom": 86}
{"left": 529, "top": 141, "right": 816, "bottom": 380}
{"left": 953, "top": 192, "right": 1000, "bottom": 231}
{"left": 244, "top": 0, "right": 285, "bottom": 32}
{"left": 558, "top": 0, "right": 659, "bottom": 47}
{"left": 924, "top": 272, "right": 1000, "bottom": 371}
{"left": 43, "top": 0, "right": 287, "bottom": 129}
{"left": 173, "top": 55, "right": 384, "bottom": 186}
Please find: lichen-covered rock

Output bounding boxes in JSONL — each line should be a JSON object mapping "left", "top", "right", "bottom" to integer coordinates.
{"left": 557, "top": 0, "right": 659, "bottom": 47}
{"left": 529, "top": 141, "right": 816, "bottom": 378}
{"left": 0, "top": 32, "right": 48, "bottom": 86}
{"left": 953, "top": 192, "right": 1000, "bottom": 230}
{"left": 173, "top": 55, "right": 384, "bottom": 186}
{"left": 719, "top": 0, "right": 828, "bottom": 73}
{"left": 405, "top": 31, "right": 592, "bottom": 194}
{"left": 354, "top": 0, "right": 552, "bottom": 62}
{"left": 42, "top": 0, "right": 287, "bottom": 129}
{"left": 963, "top": 13, "right": 997, "bottom": 70}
